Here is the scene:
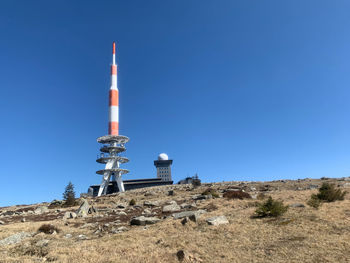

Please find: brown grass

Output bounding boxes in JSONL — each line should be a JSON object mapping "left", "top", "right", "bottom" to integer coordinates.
{"left": 0, "top": 179, "right": 349, "bottom": 262}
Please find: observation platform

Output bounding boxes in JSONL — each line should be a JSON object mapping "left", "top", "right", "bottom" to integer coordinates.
{"left": 96, "top": 168, "right": 129, "bottom": 175}
{"left": 97, "top": 135, "right": 129, "bottom": 144}
{"left": 96, "top": 156, "right": 129, "bottom": 164}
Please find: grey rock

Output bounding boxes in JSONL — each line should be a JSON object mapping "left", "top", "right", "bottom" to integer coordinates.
{"left": 76, "top": 199, "right": 90, "bottom": 217}
{"left": 290, "top": 203, "right": 305, "bottom": 208}
{"left": 162, "top": 203, "right": 181, "bottom": 213}
{"left": 179, "top": 203, "right": 197, "bottom": 209}
{"left": 165, "top": 200, "right": 177, "bottom": 205}
{"left": 34, "top": 206, "right": 49, "bottom": 215}
{"left": 116, "top": 204, "right": 126, "bottom": 209}
{"left": 308, "top": 184, "right": 318, "bottom": 189}
{"left": 21, "top": 218, "right": 26, "bottom": 222}
{"left": 206, "top": 215, "right": 229, "bottom": 226}
{"left": 35, "top": 239, "right": 49, "bottom": 247}
{"left": 192, "top": 194, "right": 211, "bottom": 200}
{"left": 172, "top": 210, "right": 207, "bottom": 220}
{"left": 117, "top": 211, "right": 127, "bottom": 216}
{"left": 0, "top": 220, "right": 5, "bottom": 225}
{"left": 130, "top": 216, "right": 160, "bottom": 226}
{"left": 77, "top": 234, "right": 87, "bottom": 240}
{"left": 63, "top": 212, "right": 77, "bottom": 220}
{"left": 0, "top": 232, "right": 32, "bottom": 246}
{"left": 143, "top": 201, "right": 160, "bottom": 207}
{"left": 64, "top": 234, "right": 72, "bottom": 239}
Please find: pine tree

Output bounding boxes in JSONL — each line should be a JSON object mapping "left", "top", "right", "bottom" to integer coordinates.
{"left": 63, "top": 182, "right": 76, "bottom": 206}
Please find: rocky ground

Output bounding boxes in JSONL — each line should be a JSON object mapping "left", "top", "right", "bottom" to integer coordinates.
{"left": 0, "top": 177, "right": 350, "bottom": 263}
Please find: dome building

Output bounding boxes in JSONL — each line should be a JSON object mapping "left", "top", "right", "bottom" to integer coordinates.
{"left": 154, "top": 153, "right": 173, "bottom": 182}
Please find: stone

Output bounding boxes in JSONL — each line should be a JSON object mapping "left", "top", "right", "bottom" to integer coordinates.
{"left": 206, "top": 216, "right": 229, "bottom": 226}
{"left": 35, "top": 239, "right": 49, "bottom": 247}
{"left": 172, "top": 210, "right": 207, "bottom": 220}
{"left": 0, "top": 220, "right": 5, "bottom": 225}
{"left": 162, "top": 203, "right": 181, "bottom": 213}
{"left": 308, "top": 184, "right": 318, "bottom": 189}
{"left": 144, "top": 191, "right": 156, "bottom": 196}
{"left": 118, "top": 211, "right": 127, "bottom": 216}
{"left": 0, "top": 232, "right": 32, "bottom": 246}
{"left": 64, "top": 234, "right": 72, "bottom": 239}
{"left": 143, "top": 201, "right": 160, "bottom": 207}
{"left": 34, "top": 206, "right": 49, "bottom": 215}
{"left": 77, "top": 234, "right": 87, "bottom": 240}
{"left": 289, "top": 203, "right": 305, "bottom": 208}
{"left": 168, "top": 190, "right": 175, "bottom": 196}
{"left": 76, "top": 199, "right": 90, "bottom": 217}
{"left": 21, "top": 218, "right": 26, "bottom": 222}
{"left": 130, "top": 216, "right": 160, "bottom": 226}
{"left": 179, "top": 203, "right": 197, "bottom": 209}
{"left": 116, "top": 204, "right": 126, "bottom": 209}
{"left": 63, "top": 212, "right": 77, "bottom": 220}
{"left": 192, "top": 195, "right": 211, "bottom": 200}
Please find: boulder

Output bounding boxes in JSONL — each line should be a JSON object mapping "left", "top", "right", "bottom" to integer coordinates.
{"left": 130, "top": 216, "right": 160, "bottom": 226}
{"left": 76, "top": 199, "right": 89, "bottom": 217}
{"left": 0, "top": 232, "right": 32, "bottom": 246}
{"left": 35, "top": 239, "right": 49, "bottom": 247}
{"left": 206, "top": 215, "right": 229, "bottom": 226}
{"left": 63, "top": 212, "right": 77, "bottom": 220}
{"left": 289, "top": 203, "right": 305, "bottom": 208}
{"left": 34, "top": 206, "right": 49, "bottom": 215}
{"left": 162, "top": 203, "right": 181, "bottom": 213}
{"left": 172, "top": 210, "right": 207, "bottom": 220}
{"left": 143, "top": 201, "right": 160, "bottom": 207}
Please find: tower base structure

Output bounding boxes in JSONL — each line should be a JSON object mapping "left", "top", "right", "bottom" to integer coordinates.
{"left": 96, "top": 135, "right": 129, "bottom": 196}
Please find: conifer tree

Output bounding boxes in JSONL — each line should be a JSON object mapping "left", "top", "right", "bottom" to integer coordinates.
{"left": 63, "top": 181, "right": 76, "bottom": 206}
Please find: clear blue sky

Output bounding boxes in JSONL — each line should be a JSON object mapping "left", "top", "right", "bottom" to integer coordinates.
{"left": 1, "top": 1, "right": 350, "bottom": 206}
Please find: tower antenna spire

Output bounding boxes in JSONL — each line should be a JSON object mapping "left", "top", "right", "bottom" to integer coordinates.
{"left": 112, "top": 42, "right": 116, "bottom": 65}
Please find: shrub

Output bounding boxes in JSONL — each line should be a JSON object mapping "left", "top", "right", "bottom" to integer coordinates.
{"left": 316, "top": 183, "right": 346, "bottom": 202}
{"left": 201, "top": 188, "right": 219, "bottom": 198}
{"left": 38, "top": 224, "right": 60, "bottom": 234}
{"left": 307, "top": 194, "right": 322, "bottom": 209}
{"left": 223, "top": 190, "right": 251, "bottom": 200}
{"left": 192, "top": 179, "right": 201, "bottom": 187}
{"left": 63, "top": 182, "right": 76, "bottom": 207}
{"left": 254, "top": 197, "right": 288, "bottom": 218}
{"left": 129, "top": 199, "right": 136, "bottom": 206}
{"left": 307, "top": 183, "right": 346, "bottom": 208}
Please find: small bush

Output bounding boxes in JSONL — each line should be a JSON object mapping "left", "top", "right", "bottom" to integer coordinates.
{"left": 38, "top": 224, "right": 60, "bottom": 234}
{"left": 254, "top": 197, "right": 288, "bottom": 218}
{"left": 307, "top": 194, "right": 322, "bottom": 209}
{"left": 129, "top": 199, "right": 136, "bottom": 206}
{"left": 307, "top": 183, "right": 346, "bottom": 208}
{"left": 223, "top": 190, "right": 251, "bottom": 200}
{"left": 201, "top": 188, "right": 219, "bottom": 198}
{"left": 192, "top": 179, "right": 201, "bottom": 187}
{"left": 316, "top": 183, "right": 346, "bottom": 202}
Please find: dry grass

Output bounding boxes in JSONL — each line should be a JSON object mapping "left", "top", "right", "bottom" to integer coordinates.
{"left": 0, "top": 179, "right": 349, "bottom": 262}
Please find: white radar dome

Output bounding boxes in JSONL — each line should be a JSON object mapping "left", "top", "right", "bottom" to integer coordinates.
{"left": 158, "top": 153, "right": 169, "bottom": 161}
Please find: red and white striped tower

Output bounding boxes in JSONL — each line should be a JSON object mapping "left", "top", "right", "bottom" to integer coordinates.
{"left": 95, "top": 42, "right": 130, "bottom": 196}
{"left": 109, "top": 42, "right": 119, "bottom": 135}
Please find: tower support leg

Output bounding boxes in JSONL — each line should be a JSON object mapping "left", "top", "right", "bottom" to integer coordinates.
{"left": 98, "top": 172, "right": 111, "bottom": 196}
{"left": 115, "top": 172, "right": 125, "bottom": 192}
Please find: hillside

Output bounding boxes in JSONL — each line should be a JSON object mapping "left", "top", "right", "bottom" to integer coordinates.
{"left": 0, "top": 177, "right": 350, "bottom": 263}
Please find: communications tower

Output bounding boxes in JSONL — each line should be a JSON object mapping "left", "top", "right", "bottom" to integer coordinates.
{"left": 96, "top": 42, "right": 129, "bottom": 196}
